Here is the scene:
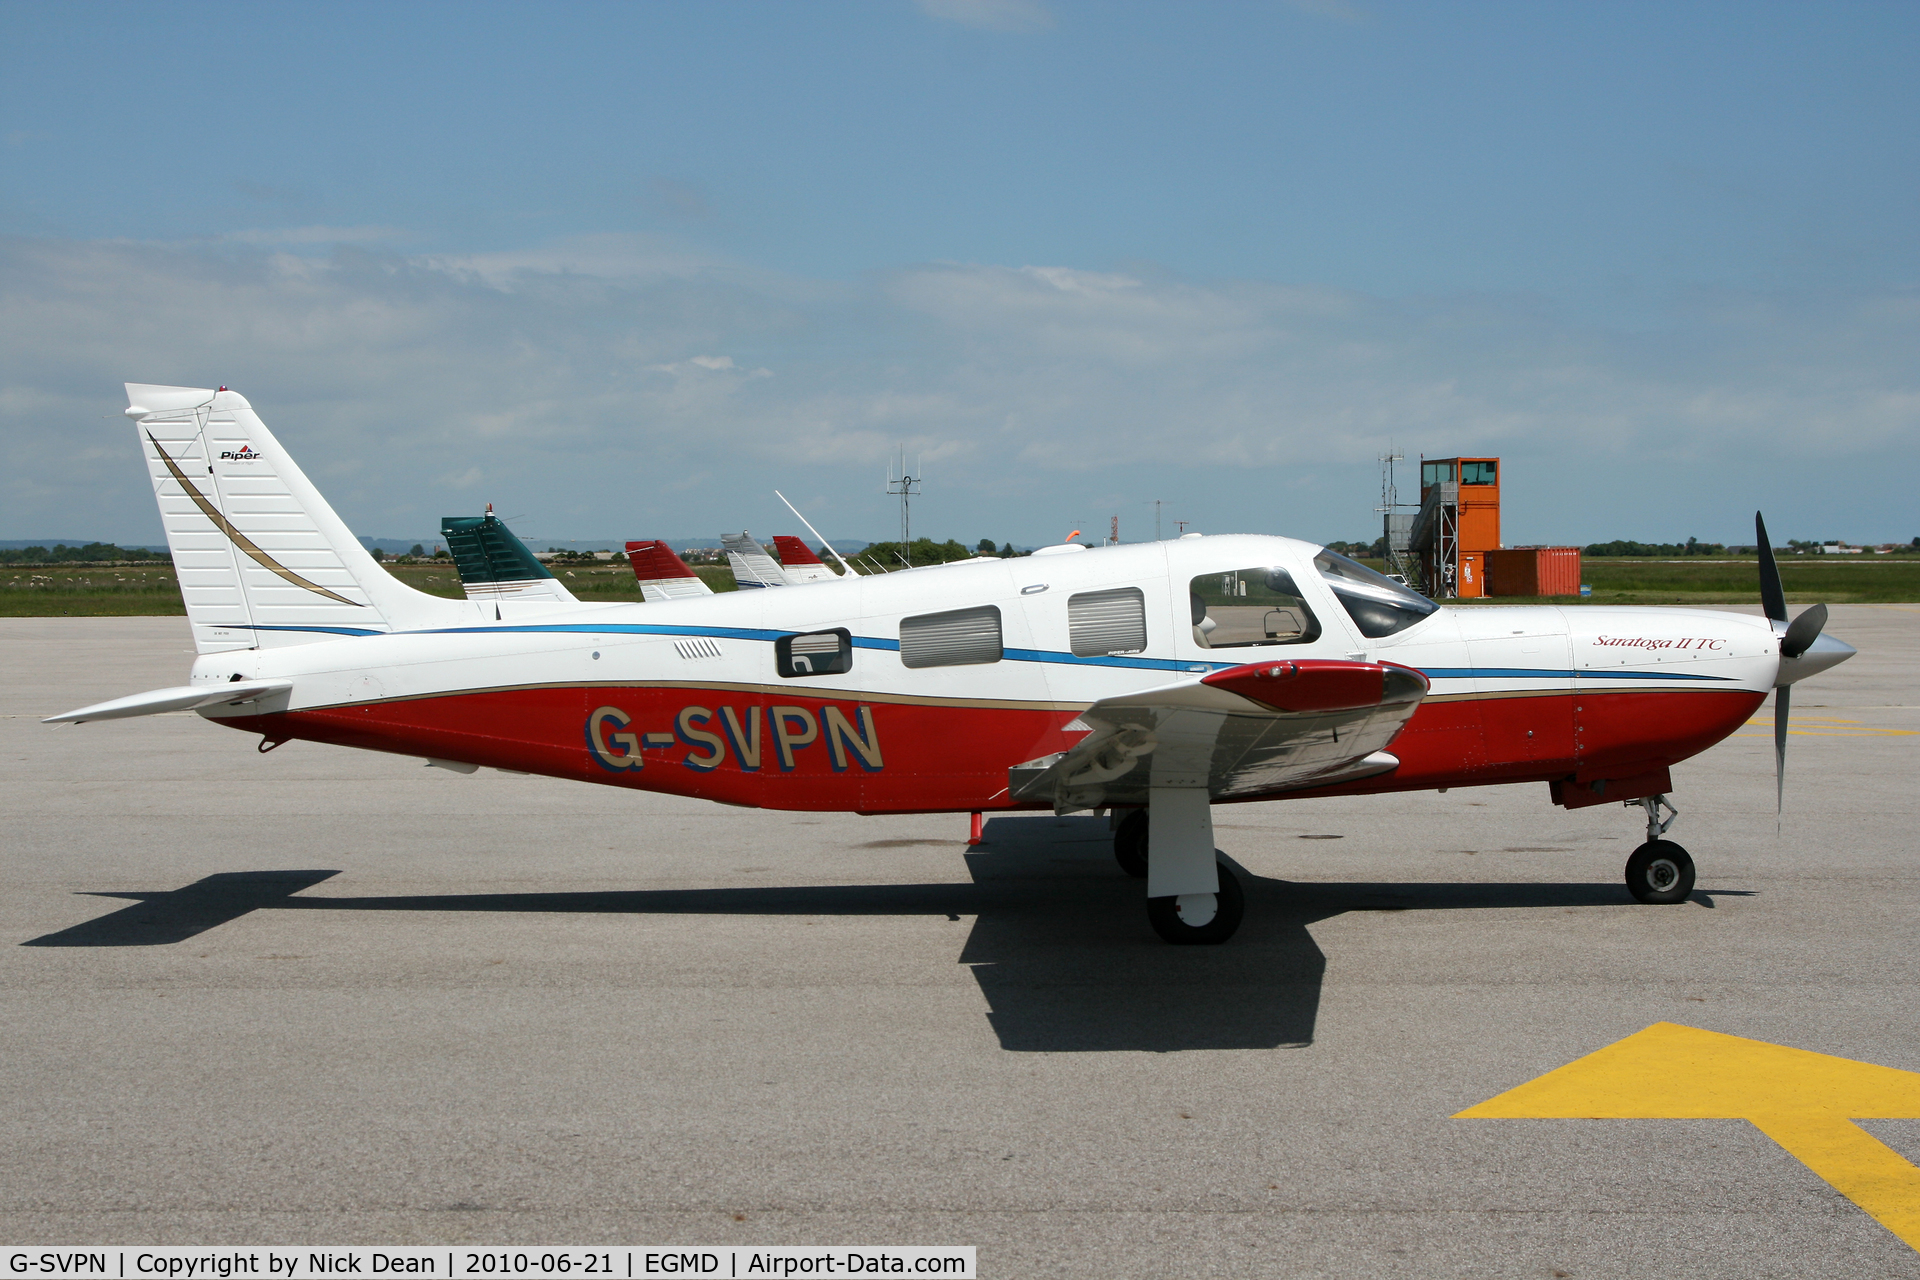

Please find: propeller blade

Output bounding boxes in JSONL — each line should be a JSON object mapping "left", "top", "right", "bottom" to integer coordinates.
{"left": 1756, "top": 512, "right": 1786, "bottom": 625}
{"left": 1781, "top": 602, "right": 1829, "bottom": 659}
{"left": 1773, "top": 682, "right": 1789, "bottom": 835}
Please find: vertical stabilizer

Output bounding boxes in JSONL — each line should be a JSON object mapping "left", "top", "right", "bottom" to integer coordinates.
{"left": 721, "top": 531, "right": 790, "bottom": 589}
{"left": 626, "top": 540, "right": 715, "bottom": 602}
{"left": 128, "top": 383, "right": 471, "bottom": 653}
{"left": 770, "top": 535, "right": 839, "bottom": 584}
{"left": 443, "top": 509, "right": 577, "bottom": 603}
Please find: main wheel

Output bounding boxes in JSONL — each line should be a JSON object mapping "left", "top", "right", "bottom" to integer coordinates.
{"left": 1114, "top": 808, "right": 1148, "bottom": 878}
{"left": 1625, "top": 840, "right": 1695, "bottom": 904}
{"left": 1147, "top": 862, "right": 1244, "bottom": 944}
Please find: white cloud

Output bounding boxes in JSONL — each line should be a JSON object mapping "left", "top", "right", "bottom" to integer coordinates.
{"left": 914, "top": 0, "right": 1054, "bottom": 33}
{"left": 1, "top": 233, "right": 1914, "bottom": 546}
{"left": 424, "top": 232, "right": 726, "bottom": 289}
{"left": 220, "top": 225, "right": 407, "bottom": 246}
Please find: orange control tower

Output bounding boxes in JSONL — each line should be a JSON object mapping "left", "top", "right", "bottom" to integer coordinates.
{"left": 1411, "top": 457, "right": 1500, "bottom": 598}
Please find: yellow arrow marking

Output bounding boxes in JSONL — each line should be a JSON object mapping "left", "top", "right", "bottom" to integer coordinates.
{"left": 1456, "top": 1022, "right": 1920, "bottom": 1250}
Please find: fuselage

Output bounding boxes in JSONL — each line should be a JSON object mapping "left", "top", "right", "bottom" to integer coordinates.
{"left": 195, "top": 535, "right": 1776, "bottom": 814}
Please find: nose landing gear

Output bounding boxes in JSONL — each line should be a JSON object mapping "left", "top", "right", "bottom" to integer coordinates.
{"left": 1624, "top": 793, "right": 1695, "bottom": 904}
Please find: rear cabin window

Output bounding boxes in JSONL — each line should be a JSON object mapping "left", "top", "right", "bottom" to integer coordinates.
{"left": 1067, "top": 587, "right": 1147, "bottom": 656}
{"left": 776, "top": 628, "right": 853, "bottom": 678}
{"left": 899, "top": 605, "right": 1003, "bottom": 668}
{"left": 1188, "top": 568, "right": 1322, "bottom": 648}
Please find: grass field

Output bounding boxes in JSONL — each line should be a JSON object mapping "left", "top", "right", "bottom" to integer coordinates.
{"left": 4, "top": 556, "right": 1917, "bottom": 617}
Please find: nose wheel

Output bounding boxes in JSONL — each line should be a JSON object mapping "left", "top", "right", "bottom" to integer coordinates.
{"left": 1623, "top": 793, "right": 1694, "bottom": 904}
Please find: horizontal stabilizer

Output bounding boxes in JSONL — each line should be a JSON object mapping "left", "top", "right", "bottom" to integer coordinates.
{"left": 771, "top": 535, "right": 839, "bottom": 584}
{"left": 45, "top": 680, "right": 292, "bottom": 725}
{"left": 626, "top": 540, "right": 715, "bottom": 603}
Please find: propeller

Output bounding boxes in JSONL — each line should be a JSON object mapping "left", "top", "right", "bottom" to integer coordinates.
{"left": 1756, "top": 513, "right": 1833, "bottom": 831}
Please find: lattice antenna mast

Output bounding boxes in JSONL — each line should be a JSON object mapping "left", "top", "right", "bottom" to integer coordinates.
{"left": 1376, "top": 445, "right": 1422, "bottom": 590}
{"left": 1377, "top": 448, "right": 1404, "bottom": 515}
{"left": 886, "top": 447, "right": 923, "bottom": 551}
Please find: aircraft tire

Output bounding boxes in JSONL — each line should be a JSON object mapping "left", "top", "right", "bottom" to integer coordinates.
{"left": 1625, "top": 840, "right": 1695, "bottom": 904}
{"left": 1114, "top": 808, "right": 1149, "bottom": 878}
{"left": 1147, "top": 862, "right": 1244, "bottom": 944}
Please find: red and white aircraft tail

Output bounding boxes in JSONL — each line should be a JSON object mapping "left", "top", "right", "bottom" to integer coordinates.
{"left": 770, "top": 535, "right": 839, "bottom": 584}
{"left": 625, "top": 540, "right": 715, "bottom": 602}
{"left": 125, "top": 383, "right": 471, "bottom": 653}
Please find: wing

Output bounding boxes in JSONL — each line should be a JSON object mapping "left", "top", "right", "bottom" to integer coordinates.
{"left": 1009, "top": 659, "right": 1428, "bottom": 813}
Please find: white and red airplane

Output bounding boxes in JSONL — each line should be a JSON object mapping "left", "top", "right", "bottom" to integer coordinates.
{"left": 48, "top": 384, "right": 1855, "bottom": 944}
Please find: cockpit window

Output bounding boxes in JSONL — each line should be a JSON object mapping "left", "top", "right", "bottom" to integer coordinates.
{"left": 1313, "top": 549, "right": 1439, "bottom": 638}
{"left": 1187, "top": 567, "right": 1322, "bottom": 648}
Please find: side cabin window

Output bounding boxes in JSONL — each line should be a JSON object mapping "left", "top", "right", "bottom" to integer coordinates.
{"left": 1067, "top": 586, "right": 1147, "bottom": 656}
{"left": 1313, "top": 549, "right": 1440, "bottom": 638}
{"left": 776, "top": 628, "right": 853, "bottom": 678}
{"left": 899, "top": 605, "right": 1003, "bottom": 668}
{"left": 1188, "top": 567, "right": 1322, "bottom": 648}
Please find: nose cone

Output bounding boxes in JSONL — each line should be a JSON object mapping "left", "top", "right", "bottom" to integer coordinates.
{"left": 1777, "top": 630, "right": 1856, "bottom": 686}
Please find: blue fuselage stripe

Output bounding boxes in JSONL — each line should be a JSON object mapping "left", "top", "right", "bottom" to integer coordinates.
{"left": 236, "top": 625, "right": 1733, "bottom": 683}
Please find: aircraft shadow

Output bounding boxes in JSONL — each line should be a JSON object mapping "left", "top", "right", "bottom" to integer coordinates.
{"left": 19, "top": 817, "right": 1683, "bottom": 1053}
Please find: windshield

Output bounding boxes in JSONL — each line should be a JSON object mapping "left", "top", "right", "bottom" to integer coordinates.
{"left": 1314, "top": 549, "right": 1439, "bottom": 638}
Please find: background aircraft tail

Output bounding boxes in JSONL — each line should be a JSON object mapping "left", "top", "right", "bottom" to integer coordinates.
{"left": 770, "top": 535, "right": 839, "bottom": 584}
{"left": 626, "top": 540, "right": 715, "bottom": 602}
{"left": 443, "top": 508, "right": 577, "bottom": 604}
{"left": 721, "top": 531, "right": 790, "bottom": 588}
{"left": 127, "top": 383, "right": 472, "bottom": 653}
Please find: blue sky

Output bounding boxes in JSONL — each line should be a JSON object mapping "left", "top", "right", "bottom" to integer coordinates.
{"left": 2, "top": 0, "right": 1916, "bottom": 547}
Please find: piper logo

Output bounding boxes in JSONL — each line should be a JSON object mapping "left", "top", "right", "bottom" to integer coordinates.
{"left": 219, "top": 444, "right": 262, "bottom": 461}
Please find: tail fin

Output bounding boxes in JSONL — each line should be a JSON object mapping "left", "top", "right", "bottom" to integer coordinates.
{"left": 626, "top": 540, "right": 714, "bottom": 602}
{"left": 443, "top": 508, "right": 577, "bottom": 604}
{"left": 128, "top": 383, "right": 471, "bottom": 653}
{"left": 720, "top": 531, "right": 790, "bottom": 589}
{"left": 770, "top": 535, "right": 839, "bottom": 584}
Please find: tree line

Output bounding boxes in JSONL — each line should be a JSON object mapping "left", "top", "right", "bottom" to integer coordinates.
{"left": 0, "top": 543, "right": 169, "bottom": 565}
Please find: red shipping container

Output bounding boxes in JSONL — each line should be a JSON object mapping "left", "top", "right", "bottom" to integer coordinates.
{"left": 1486, "top": 547, "right": 1582, "bottom": 597}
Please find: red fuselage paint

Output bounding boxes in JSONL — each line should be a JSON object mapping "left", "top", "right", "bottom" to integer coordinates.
{"left": 218, "top": 683, "right": 1763, "bottom": 814}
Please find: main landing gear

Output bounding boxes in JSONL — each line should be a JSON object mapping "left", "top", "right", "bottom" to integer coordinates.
{"left": 1624, "top": 793, "right": 1695, "bottom": 905}
{"left": 1112, "top": 801, "right": 1246, "bottom": 945}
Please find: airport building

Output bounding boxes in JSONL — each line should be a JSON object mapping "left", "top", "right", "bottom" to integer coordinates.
{"left": 1401, "top": 456, "right": 1581, "bottom": 599}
